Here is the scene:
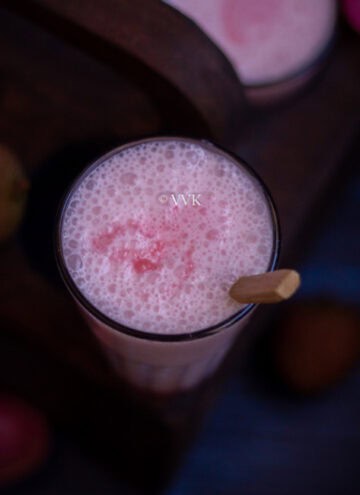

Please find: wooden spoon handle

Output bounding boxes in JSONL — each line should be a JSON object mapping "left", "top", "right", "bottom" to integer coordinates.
{"left": 230, "top": 269, "right": 301, "bottom": 304}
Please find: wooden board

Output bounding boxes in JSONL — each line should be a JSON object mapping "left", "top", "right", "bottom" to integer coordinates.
{"left": 2, "top": 0, "right": 247, "bottom": 149}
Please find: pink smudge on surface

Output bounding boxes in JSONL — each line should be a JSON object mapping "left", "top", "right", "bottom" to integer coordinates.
{"left": 221, "top": 0, "right": 282, "bottom": 43}
{"left": 132, "top": 258, "right": 161, "bottom": 273}
{"left": 91, "top": 215, "right": 199, "bottom": 277}
{"left": 92, "top": 221, "right": 167, "bottom": 273}
{"left": 92, "top": 223, "right": 125, "bottom": 252}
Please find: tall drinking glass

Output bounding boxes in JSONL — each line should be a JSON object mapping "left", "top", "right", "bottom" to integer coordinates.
{"left": 55, "top": 137, "right": 280, "bottom": 394}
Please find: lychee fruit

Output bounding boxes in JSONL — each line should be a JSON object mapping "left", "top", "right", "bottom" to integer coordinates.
{"left": 0, "top": 144, "right": 29, "bottom": 243}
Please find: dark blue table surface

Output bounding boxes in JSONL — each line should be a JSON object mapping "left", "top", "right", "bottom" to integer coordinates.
{"left": 166, "top": 149, "right": 360, "bottom": 495}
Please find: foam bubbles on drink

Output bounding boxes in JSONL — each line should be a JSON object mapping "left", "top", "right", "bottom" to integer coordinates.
{"left": 61, "top": 140, "right": 274, "bottom": 334}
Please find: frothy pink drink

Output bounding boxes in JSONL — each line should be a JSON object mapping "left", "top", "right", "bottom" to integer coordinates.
{"left": 165, "top": 0, "right": 337, "bottom": 103}
{"left": 57, "top": 138, "right": 278, "bottom": 393}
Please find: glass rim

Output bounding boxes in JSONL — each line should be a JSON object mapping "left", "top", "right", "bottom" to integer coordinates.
{"left": 55, "top": 136, "right": 281, "bottom": 343}
{"left": 243, "top": 12, "right": 338, "bottom": 91}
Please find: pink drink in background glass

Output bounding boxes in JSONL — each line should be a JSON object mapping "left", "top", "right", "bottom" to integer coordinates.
{"left": 165, "top": 0, "right": 337, "bottom": 104}
{"left": 56, "top": 137, "right": 279, "bottom": 394}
